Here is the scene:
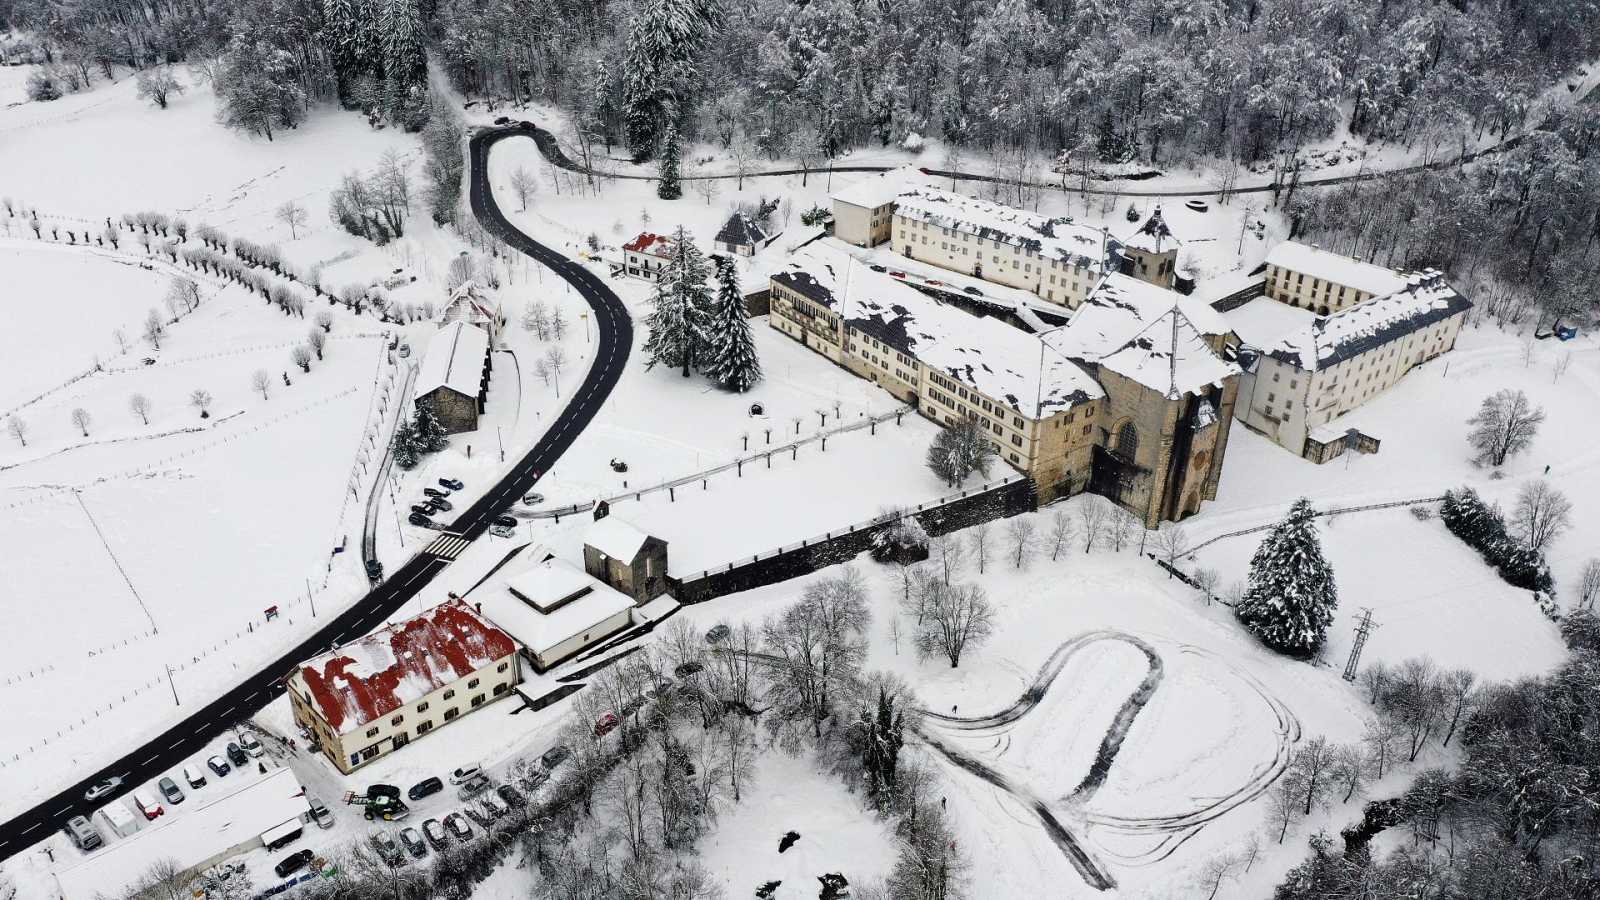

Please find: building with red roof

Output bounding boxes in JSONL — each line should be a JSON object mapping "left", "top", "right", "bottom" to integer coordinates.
{"left": 623, "top": 231, "right": 679, "bottom": 281}
{"left": 286, "top": 598, "right": 521, "bottom": 774}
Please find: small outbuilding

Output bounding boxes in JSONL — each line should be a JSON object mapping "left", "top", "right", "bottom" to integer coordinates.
{"left": 414, "top": 320, "right": 492, "bottom": 434}
{"left": 583, "top": 511, "right": 669, "bottom": 603}
{"left": 713, "top": 212, "right": 776, "bottom": 257}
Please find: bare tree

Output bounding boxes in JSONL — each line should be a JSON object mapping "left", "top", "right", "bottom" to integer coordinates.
{"left": 251, "top": 369, "right": 272, "bottom": 399}
{"left": 1332, "top": 742, "right": 1367, "bottom": 803}
{"left": 6, "top": 415, "right": 29, "bottom": 447}
{"left": 130, "top": 856, "right": 188, "bottom": 900}
{"left": 730, "top": 137, "right": 754, "bottom": 191}
{"left": 933, "top": 532, "right": 965, "bottom": 584}
{"left": 1197, "top": 852, "right": 1238, "bottom": 900}
{"left": 968, "top": 522, "right": 992, "bottom": 573}
{"left": 143, "top": 308, "right": 165, "bottom": 349}
{"left": 1047, "top": 508, "right": 1073, "bottom": 561}
{"left": 1510, "top": 479, "right": 1572, "bottom": 552}
{"left": 129, "top": 393, "right": 152, "bottom": 424}
{"left": 112, "top": 327, "right": 129, "bottom": 354}
{"left": 1108, "top": 507, "right": 1135, "bottom": 552}
{"left": 1467, "top": 389, "right": 1545, "bottom": 466}
{"left": 134, "top": 67, "right": 184, "bottom": 109}
{"left": 1079, "top": 497, "right": 1109, "bottom": 552}
{"left": 275, "top": 200, "right": 308, "bottom": 239}
{"left": 1269, "top": 771, "right": 1307, "bottom": 843}
{"left": 307, "top": 326, "right": 327, "bottom": 359}
{"left": 509, "top": 166, "right": 538, "bottom": 211}
{"left": 70, "top": 407, "right": 92, "bottom": 436}
{"left": 1580, "top": 559, "right": 1600, "bottom": 610}
{"left": 1359, "top": 660, "right": 1394, "bottom": 705}
{"left": 533, "top": 357, "right": 551, "bottom": 386}
{"left": 166, "top": 277, "right": 200, "bottom": 314}
{"left": 1193, "top": 568, "right": 1221, "bottom": 603}
{"left": 1153, "top": 523, "right": 1191, "bottom": 563}
{"left": 1007, "top": 518, "right": 1036, "bottom": 568}
{"left": 190, "top": 388, "right": 213, "bottom": 418}
{"left": 1363, "top": 714, "right": 1403, "bottom": 780}
{"left": 1439, "top": 668, "right": 1479, "bottom": 747}
{"left": 1388, "top": 657, "right": 1444, "bottom": 761}
{"left": 916, "top": 581, "right": 995, "bottom": 668}
{"left": 1291, "top": 735, "right": 1337, "bottom": 814}
{"left": 691, "top": 163, "right": 719, "bottom": 205}
{"left": 291, "top": 344, "right": 312, "bottom": 372}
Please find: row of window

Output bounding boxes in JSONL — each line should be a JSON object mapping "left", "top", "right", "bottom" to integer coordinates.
{"left": 361, "top": 683, "right": 510, "bottom": 740}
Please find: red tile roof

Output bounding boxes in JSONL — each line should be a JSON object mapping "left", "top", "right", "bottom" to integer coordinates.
{"left": 623, "top": 232, "right": 674, "bottom": 256}
{"left": 296, "top": 599, "right": 516, "bottom": 735}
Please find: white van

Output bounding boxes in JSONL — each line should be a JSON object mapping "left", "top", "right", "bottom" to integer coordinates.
{"left": 99, "top": 801, "right": 140, "bottom": 838}
{"left": 131, "top": 790, "right": 164, "bottom": 821}
{"left": 183, "top": 764, "right": 207, "bottom": 789}
{"left": 239, "top": 733, "right": 265, "bottom": 758}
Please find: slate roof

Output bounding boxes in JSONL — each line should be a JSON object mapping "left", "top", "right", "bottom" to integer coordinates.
{"left": 892, "top": 186, "right": 1116, "bottom": 271}
{"left": 714, "top": 212, "right": 770, "bottom": 249}
{"left": 1261, "top": 271, "right": 1472, "bottom": 371}
{"left": 415, "top": 321, "right": 490, "bottom": 399}
{"left": 1123, "top": 206, "right": 1180, "bottom": 254}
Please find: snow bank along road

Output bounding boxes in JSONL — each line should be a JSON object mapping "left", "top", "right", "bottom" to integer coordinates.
{"left": 0, "top": 125, "right": 634, "bottom": 863}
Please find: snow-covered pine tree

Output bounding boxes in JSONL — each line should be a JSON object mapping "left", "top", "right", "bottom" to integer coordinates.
{"left": 703, "top": 254, "right": 762, "bottom": 391}
{"left": 413, "top": 403, "right": 450, "bottom": 452}
{"left": 322, "top": 0, "right": 367, "bottom": 100}
{"left": 1234, "top": 498, "right": 1338, "bottom": 656}
{"left": 391, "top": 416, "right": 421, "bottom": 469}
{"left": 641, "top": 228, "right": 711, "bottom": 376}
{"left": 380, "top": 0, "right": 427, "bottom": 109}
{"left": 214, "top": 27, "right": 308, "bottom": 141}
{"left": 657, "top": 122, "right": 683, "bottom": 199}
{"left": 622, "top": 11, "right": 662, "bottom": 159}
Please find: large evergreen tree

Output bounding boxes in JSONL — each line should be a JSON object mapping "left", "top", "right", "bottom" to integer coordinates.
{"left": 703, "top": 254, "right": 762, "bottom": 392}
{"left": 656, "top": 122, "right": 683, "bottom": 199}
{"left": 1234, "top": 498, "right": 1338, "bottom": 656}
{"left": 620, "top": 0, "right": 717, "bottom": 160}
{"left": 214, "top": 26, "right": 309, "bottom": 142}
{"left": 641, "top": 227, "right": 711, "bottom": 377}
{"left": 321, "top": 0, "right": 370, "bottom": 101}
{"left": 413, "top": 403, "right": 450, "bottom": 452}
{"left": 380, "top": 0, "right": 427, "bottom": 105}
{"left": 391, "top": 416, "right": 420, "bottom": 469}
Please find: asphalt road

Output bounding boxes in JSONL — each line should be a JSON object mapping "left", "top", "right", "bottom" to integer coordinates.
{"left": 0, "top": 124, "right": 633, "bottom": 864}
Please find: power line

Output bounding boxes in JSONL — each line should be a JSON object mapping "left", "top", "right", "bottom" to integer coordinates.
{"left": 1343, "top": 608, "right": 1379, "bottom": 682}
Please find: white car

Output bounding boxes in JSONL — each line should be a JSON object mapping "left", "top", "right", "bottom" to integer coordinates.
{"left": 448, "top": 765, "right": 482, "bottom": 785}
{"left": 84, "top": 777, "right": 123, "bottom": 802}
{"left": 239, "top": 734, "right": 265, "bottom": 758}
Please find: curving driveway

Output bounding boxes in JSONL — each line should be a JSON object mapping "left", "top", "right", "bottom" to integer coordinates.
{"left": 0, "top": 124, "right": 632, "bottom": 863}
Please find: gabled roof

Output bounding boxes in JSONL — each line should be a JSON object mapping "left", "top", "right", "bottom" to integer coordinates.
{"left": 1261, "top": 271, "right": 1472, "bottom": 371}
{"left": 1265, "top": 241, "right": 1409, "bottom": 297}
{"left": 443, "top": 280, "right": 500, "bottom": 324}
{"left": 415, "top": 321, "right": 490, "bottom": 398}
{"left": 829, "top": 164, "right": 937, "bottom": 210}
{"left": 1123, "top": 206, "right": 1180, "bottom": 255}
{"left": 624, "top": 232, "right": 676, "bottom": 257}
{"left": 293, "top": 598, "right": 516, "bottom": 735}
{"left": 715, "top": 212, "right": 770, "bottom": 248}
{"left": 586, "top": 515, "right": 653, "bottom": 561}
{"left": 892, "top": 186, "right": 1115, "bottom": 271}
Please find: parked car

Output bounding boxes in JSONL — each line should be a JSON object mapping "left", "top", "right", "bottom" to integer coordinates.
{"left": 182, "top": 765, "right": 206, "bottom": 789}
{"left": 925, "top": 279, "right": 943, "bottom": 286}
{"left": 367, "top": 783, "right": 402, "bottom": 801}
{"left": 422, "top": 487, "right": 451, "bottom": 499}
{"left": 1184, "top": 199, "right": 1210, "bottom": 212}
{"left": 83, "top": 777, "right": 123, "bottom": 802}
{"left": 492, "top": 514, "right": 517, "bottom": 529}
{"left": 366, "top": 559, "right": 384, "bottom": 583}
{"left": 495, "top": 783, "right": 524, "bottom": 808}
{"left": 423, "top": 818, "right": 448, "bottom": 849}
{"left": 704, "top": 624, "right": 730, "bottom": 644}
{"left": 225, "top": 742, "right": 248, "bottom": 766}
{"left": 593, "top": 712, "right": 620, "bottom": 738}
{"left": 399, "top": 826, "right": 428, "bottom": 858}
{"left": 398, "top": 344, "right": 411, "bottom": 358}
{"left": 868, "top": 264, "right": 886, "bottom": 273}
{"left": 428, "top": 497, "right": 454, "bottom": 512}
{"left": 207, "top": 755, "right": 231, "bottom": 777}
{"left": 481, "top": 793, "right": 509, "bottom": 818}
{"left": 408, "top": 512, "right": 434, "bottom": 527}
{"left": 307, "top": 795, "right": 335, "bottom": 829}
{"left": 364, "top": 796, "right": 410, "bottom": 821}
{"left": 372, "top": 832, "right": 405, "bottom": 866}
{"left": 274, "top": 848, "right": 316, "bottom": 878}
{"left": 449, "top": 765, "right": 483, "bottom": 785}
{"left": 439, "top": 478, "right": 464, "bottom": 491}
{"left": 444, "top": 813, "right": 473, "bottom": 841}
{"left": 64, "top": 815, "right": 102, "bottom": 851}
{"left": 239, "top": 734, "right": 264, "bottom": 758}
{"left": 408, "top": 777, "right": 444, "bottom": 801}
{"left": 520, "top": 768, "right": 550, "bottom": 793}
{"left": 491, "top": 523, "right": 516, "bottom": 539}
{"left": 522, "top": 492, "right": 544, "bottom": 505}
{"left": 157, "top": 777, "right": 185, "bottom": 805}
{"left": 963, "top": 286, "right": 984, "bottom": 296}
{"left": 619, "top": 695, "right": 647, "bottom": 718}
{"left": 457, "top": 773, "right": 491, "bottom": 800}
{"left": 540, "top": 746, "right": 570, "bottom": 770}
{"left": 410, "top": 503, "right": 437, "bottom": 517}
{"left": 673, "top": 661, "right": 705, "bottom": 678}
{"left": 132, "top": 790, "right": 163, "bottom": 821}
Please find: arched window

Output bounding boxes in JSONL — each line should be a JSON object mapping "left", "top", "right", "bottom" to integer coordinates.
{"left": 1115, "top": 421, "right": 1139, "bottom": 460}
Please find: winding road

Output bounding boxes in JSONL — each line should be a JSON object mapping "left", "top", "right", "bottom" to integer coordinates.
{"left": 0, "top": 125, "right": 632, "bottom": 863}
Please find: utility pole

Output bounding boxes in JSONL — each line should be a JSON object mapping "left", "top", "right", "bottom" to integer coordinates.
{"left": 306, "top": 578, "right": 316, "bottom": 618}
{"left": 1342, "top": 608, "right": 1379, "bottom": 682}
{"left": 165, "top": 665, "right": 179, "bottom": 706}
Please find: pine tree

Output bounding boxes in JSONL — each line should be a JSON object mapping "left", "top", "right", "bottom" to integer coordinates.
{"left": 657, "top": 122, "right": 683, "bottom": 199}
{"left": 392, "top": 417, "right": 421, "bottom": 469}
{"left": 641, "top": 227, "right": 711, "bottom": 376}
{"left": 380, "top": 0, "right": 427, "bottom": 108}
{"left": 413, "top": 403, "right": 450, "bottom": 452}
{"left": 1234, "top": 498, "right": 1338, "bottom": 656}
{"left": 703, "top": 255, "right": 762, "bottom": 391}
{"left": 622, "top": 11, "right": 661, "bottom": 159}
{"left": 322, "top": 0, "right": 368, "bottom": 100}
{"left": 859, "top": 687, "right": 905, "bottom": 806}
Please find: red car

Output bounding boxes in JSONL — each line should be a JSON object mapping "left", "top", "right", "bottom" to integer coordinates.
{"left": 593, "top": 712, "right": 620, "bottom": 738}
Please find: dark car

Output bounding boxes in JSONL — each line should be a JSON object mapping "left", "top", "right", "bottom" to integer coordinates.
{"left": 274, "top": 848, "right": 315, "bottom": 878}
{"left": 226, "top": 743, "right": 248, "bottom": 766}
{"left": 423, "top": 818, "right": 448, "bottom": 849}
{"left": 410, "top": 503, "right": 436, "bottom": 517}
{"left": 493, "top": 116, "right": 512, "bottom": 125}
{"left": 520, "top": 768, "right": 550, "bottom": 793}
{"left": 496, "top": 783, "right": 523, "bottom": 808}
{"left": 522, "top": 492, "right": 544, "bottom": 505}
{"left": 428, "top": 497, "right": 454, "bottom": 512}
{"left": 207, "top": 755, "right": 231, "bottom": 777}
{"left": 868, "top": 264, "right": 886, "bottom": 273}
{"left": 422, "top": 487, "right": 450, "bottom": 499}
{"left": 408, "top": 777, "right": 443, "bottom": 801}
{"left": 1184, "top": 199, "right": 1210, "bottom": 212}
{"left": 444, "top": 813, "right": 473, "bottom": 841}
{"left": 963, "top": 285, "right": 983, "bottom": 296}
{"left": 540, "top": 745, "right": 570, "bottom": 770}
{"left": 366, "top": 559, "right": 383, "bottom": 583}
{"left": 439, "top": 478, "right": 464, "bottom": 491}
{"left": 157, "top": 777, "right": 185, "bottom": 805}
{"left": 619, "top": 695, "right": 647, "bottom": 718}
{"left": 705, "top": 624, "right": 731, "bottom": 644}
{"left": 673, "top": 661, "right": 705, "bottom": 678}
{"left": 492, "top": 514, "right": 517, "bottom": 529}
{"left": 399, "top": 827, "right": 428, "bottom": 858}
{"left": 372, "top": 832, "right": 404, "bottom": 866}
{"left": 367, "top": 783, "right": 402, "bottom": 802}
{"left": 408, "top": 512, "right": 433, "bottom": 527}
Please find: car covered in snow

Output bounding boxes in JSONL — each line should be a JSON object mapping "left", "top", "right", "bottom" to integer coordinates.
{"left": 372, "top": 832, "right": 404, "bottom": 866}
{"left": 438, "top": 478, "right": 464, "bottom": 491}
{"left": 399, "top": 826, "right": 428, "bottom": 858}
{"left": 423, "top": 818, "right": 448, "bottom": 849}
{"left": 457, "top": 773, "right": 491, "bottom": 801}
{"left": 540, "top": 746, "right": 570, "bottom": 770}
{"left": 206, "top": 755, "right": 230, "bottom": 777}
{"left": 444, "top": 813, "right": 473, "bottom": 841}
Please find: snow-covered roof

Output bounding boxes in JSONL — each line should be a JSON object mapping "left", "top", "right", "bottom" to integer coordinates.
{"left": 781, "top": 242, "right": 1104, "bottom": 418}
{"left": 1224, "top": 296, "right": 1317, "bottom": 347}
{"left": 477, "top": 560, "right": 635, "bottom": 655}
{"left": 442, "top": 279, "right": 500, "bottom": 324}
{"left": 585, "top": 515, "right": 653, "bottom": 562}
{"left": 1261, "top": 271, "right": 1472, "bottom": 371}
{"left": 55, "top": 768, "right": 308, "bottom": 899}
{"left": 714, "top": 212, "right": 770, "bottom": 248}
{"left": 415, "top": 320, "right": 489, "bottom": 399}
{"left": 1122, "top": 206, "right": 1180, "bottom": 254}
{"left": 507, "top": 557, "right": 598, "bottom": 612}
{"left": 292, "top": 598, "right": 516, "bottom": 735}
{"left": 893, "top": 185, "right": 1115, "bottom": 271}
{"left": 624, "top": 232, "right": 677, "bottom": 257}
{"left": 1265, "top": 241, "right": 1409, "bottom": 297}
{"left": 829, "top": 164, "right": 936, "bottom": 210}
{"left": 1046, "top": 274, "right": 1238, "bottom": 398}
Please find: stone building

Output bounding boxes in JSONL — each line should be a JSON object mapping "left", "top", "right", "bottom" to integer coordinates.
{"left": 286, "top": 598, "right": 520, "bottom": 774}
{"left": 583, "top": 510, "right": 670, "bottom": 603}
{"left": 1263, "top": 241, "right": 1409, "bottom": 315}
{"left": 1235, "top": 270, "right": 1471, "bottom": 460}
{"left": 1119, "top": 206, "right": 1180, "bottom": 289}
{"left": 770, "top": 241, "right": 1238, "bottom": 524}
{"left": 414, "top": 321, "right": 491, "bottom": 434}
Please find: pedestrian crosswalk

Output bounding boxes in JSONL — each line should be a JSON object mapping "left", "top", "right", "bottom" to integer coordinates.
{"left": 423, "top": 533, "right": 471, "bottom": 560}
